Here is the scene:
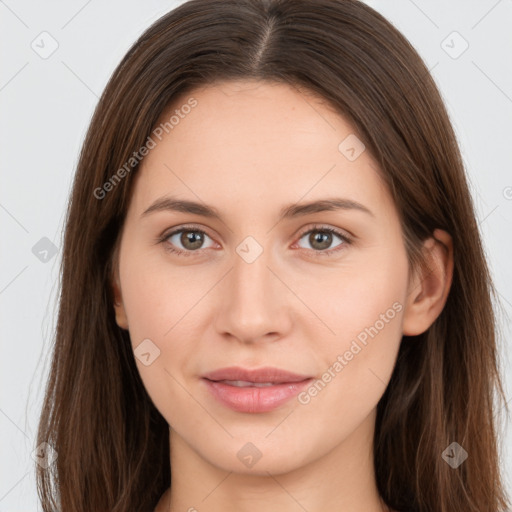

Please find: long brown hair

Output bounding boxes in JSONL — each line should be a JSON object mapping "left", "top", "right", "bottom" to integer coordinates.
{"left": 36, "top": 1, "right": 510, "bottom": 510}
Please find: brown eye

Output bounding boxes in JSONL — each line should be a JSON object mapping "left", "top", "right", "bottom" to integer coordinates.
{"left": 163, "top": 227, "right": 216, "bottom": 255}
{"left": 179, "top": 230, "right": 205, "bottom": 250}
{"left": 296, "top": 227, "right": 351, "bottom": 256}
{"left": 308, "top": 231, "right": 334, "bottom": 251}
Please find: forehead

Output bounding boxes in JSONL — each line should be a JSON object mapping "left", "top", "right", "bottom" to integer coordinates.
{"left": 129, "top": 79, "right": 391, "bottom": 219}
{"left": 156, "top": 79, "right": 354, "bottom": 157}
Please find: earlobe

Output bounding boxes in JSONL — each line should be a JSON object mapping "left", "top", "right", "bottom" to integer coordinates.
{"left": 402, "top": 229, "right": 454, "bottom": 336}
{"left": 111, "top": 268, "right": 129, "bottom": 330}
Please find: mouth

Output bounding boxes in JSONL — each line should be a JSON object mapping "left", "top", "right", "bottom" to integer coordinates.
{"left": 201, "top": 366, "right": 314, "bottom": 413}
{"left": 212, "top": 380, "right": 289, "bottom": 387}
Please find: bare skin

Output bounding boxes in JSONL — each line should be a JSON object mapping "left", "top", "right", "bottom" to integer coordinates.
{"left": 111, "top": 80, "right": 453, "bottom": 512}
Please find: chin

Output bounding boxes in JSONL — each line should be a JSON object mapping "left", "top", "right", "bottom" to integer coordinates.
{"left": 197, "top": 438, "right": 314, "bottom": 476}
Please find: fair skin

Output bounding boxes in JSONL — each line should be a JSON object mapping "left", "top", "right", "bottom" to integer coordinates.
{"left": 111, "top": 80, "right": 453, "bottom": 512}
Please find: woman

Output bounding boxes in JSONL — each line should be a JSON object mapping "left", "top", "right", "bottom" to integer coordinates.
{"left": 36, "top": 1, "right": 510, "bottom": 511}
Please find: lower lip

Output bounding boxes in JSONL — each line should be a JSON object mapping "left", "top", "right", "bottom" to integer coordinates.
{"left": 202, "top": 378, "right": 313, "bottom": 413}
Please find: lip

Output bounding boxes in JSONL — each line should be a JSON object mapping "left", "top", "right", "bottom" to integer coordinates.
{"left": 202, "top": 366, "right": 314, "bottom": 413}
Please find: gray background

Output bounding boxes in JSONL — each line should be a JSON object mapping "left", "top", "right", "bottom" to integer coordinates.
{"left": 1, "top": 0, "right": 511, "bottom": 509}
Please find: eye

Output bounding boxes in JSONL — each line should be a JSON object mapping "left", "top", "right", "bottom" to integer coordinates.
{"left": 159, "top": 224, "right": 352, "bottom": 258}
{"left": 160, "top": 225, "right": 216, "bottom": 256}
{"left": 295, "top": 226, "right": 352, "bottom": 256}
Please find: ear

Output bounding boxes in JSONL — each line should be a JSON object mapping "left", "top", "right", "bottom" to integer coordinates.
{"left": 402, "top": 229, "right": 454, "bottom": 336}
{"left": 111, "top": 256, "right": 129, "bottom": 331}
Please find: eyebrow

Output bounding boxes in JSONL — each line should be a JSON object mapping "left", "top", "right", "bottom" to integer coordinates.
{"left": 141, "top": 195, "right": 374, "bottom": 220}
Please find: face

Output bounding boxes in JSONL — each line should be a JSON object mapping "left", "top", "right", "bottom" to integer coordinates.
{"left": 112, "top": 79, "right": 412, "bottom": 475}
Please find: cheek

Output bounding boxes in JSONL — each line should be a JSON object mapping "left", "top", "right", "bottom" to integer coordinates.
{"left": 301, "top": 245, "right": 408, "bottom": 408}
{"left": 302, "top": 243, "right": 408, "bottom": 350}
{"left": 332, "top": 271, "right": 406, "bottom": 356}
{"left": 294, "top": 300, "right": 404, "bottom": 448}
{"left": 119, "top": 248, "right": 210, "bottom": 342}
{"left": 118, "top": 250, "right": 209, "bottom": 421}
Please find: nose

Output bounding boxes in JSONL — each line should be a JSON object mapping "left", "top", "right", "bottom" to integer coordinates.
{"left": 213, "top": 240, "right": 293, "bottom": 345}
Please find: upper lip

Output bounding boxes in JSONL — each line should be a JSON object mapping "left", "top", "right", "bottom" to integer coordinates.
{"left": 202, "top": 366, "right": 313, "bottom": 384}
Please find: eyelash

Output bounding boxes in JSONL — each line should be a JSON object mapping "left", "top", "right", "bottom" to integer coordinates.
{"left": 158, "top": 224, "right": 353, "bottom": 258}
